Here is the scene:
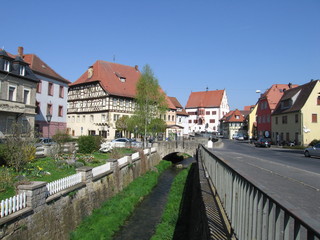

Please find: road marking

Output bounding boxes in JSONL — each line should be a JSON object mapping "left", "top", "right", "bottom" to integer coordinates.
{"left": 223, "top": 151, "right": 320, "bottom": 192}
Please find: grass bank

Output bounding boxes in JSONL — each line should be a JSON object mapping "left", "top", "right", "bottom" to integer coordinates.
{"left": 70, "top": 160, "right": 172, "bottom": 240}
{"left": 0, "top": 148, "right": 135, "bottom": 201}
{"left": 151, "top": 166, "right": 190, "bottom": 240}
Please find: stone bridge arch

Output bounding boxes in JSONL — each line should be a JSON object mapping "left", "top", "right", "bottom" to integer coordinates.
{"left": 155, "top": 139, "right": 208, "bottom": 160}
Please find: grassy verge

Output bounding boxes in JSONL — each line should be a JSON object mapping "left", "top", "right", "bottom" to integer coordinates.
{"left": 151, "top": 166, "right": 190, "bottom": 240}
{"left": 0, "top": 148, "right": 135, "bottom": 201}
{"left": 70, "top": 160, "right": 172, "bottom": 240}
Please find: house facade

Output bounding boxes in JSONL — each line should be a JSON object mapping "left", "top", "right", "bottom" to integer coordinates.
{"left": 167, "top": 97, "right": 189, "bottom": 139}
{"left": 22, "top": 48, "right": 70, "bottom": 138}
{"left": 271, "top": 80, "right": 320, "bottom": 146}
{"left": 220, "top": 109, "right": 246, "bottom": 139}
{"left": 247, "top": 104, "right": 258, "bottom": 139}
{"left": 256, "top": 83, "right": 298, "bottom": 139}
{"left": 0, "top": 48, "right": 39, "bottom": 137}
{"left": 185, "top": 90, "right": 229, "bottom": 135}
{"left": 67, "top": 61, "right": 141, "bottom": 139}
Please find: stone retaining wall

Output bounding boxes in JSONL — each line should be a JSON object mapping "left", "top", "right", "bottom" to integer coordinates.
{"left": 0, "top": 150, "right": 161, "bottom": 240}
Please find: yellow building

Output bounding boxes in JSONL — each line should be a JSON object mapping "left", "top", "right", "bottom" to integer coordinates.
{"left": 271, "top": 80, "right": 320, "bottom": 146}
{"left": 247, "top": 105, "right": 258, "bottom": 139}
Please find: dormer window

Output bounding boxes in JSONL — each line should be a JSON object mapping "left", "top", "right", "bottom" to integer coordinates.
{"left": 19, "top": 65, "right": 25, "bottom": 76}
{"left": 4, "top": 60, "right": 10, "bottom": 72}
{"left": 115, "top": 72, "right": 126, "bottom": 82}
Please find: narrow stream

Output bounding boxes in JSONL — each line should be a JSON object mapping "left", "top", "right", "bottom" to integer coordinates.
{"left": 113, "top": 158, "right": 194, "bottom": 240}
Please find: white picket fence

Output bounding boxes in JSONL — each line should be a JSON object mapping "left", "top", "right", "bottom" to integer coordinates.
{"left": 46, "top": 173, "right": 82, "bottom": 196}
{"left": 92, "top": 162, "right": 111, "bottom": 177}
{"left": 0, "top": 192, "right": 27, "bottom": 218}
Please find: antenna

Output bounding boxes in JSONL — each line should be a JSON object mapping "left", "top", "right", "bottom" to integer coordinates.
{"left": 113, "top": 55, "right": 116, "bottom": 62}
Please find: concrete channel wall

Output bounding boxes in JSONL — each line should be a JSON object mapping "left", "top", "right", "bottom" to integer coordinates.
{"left": 0, "top": 150, "right": 161, "bottom": 240}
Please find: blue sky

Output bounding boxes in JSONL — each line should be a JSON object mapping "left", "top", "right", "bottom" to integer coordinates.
{"left": 2, "top": 0, "right": 320, "bottom": 110}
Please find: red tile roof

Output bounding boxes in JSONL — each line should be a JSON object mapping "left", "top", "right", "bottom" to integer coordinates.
{"left": 23, "top": 54, "right": 70, "bottom": 83}
{"left": 221, "top": 109, "right": 245, "bottom": 122}
{"left": 260, "top": 84, "right": 298, "bottom": 110}
{"left": 70, "top": 60, "right": 141, "bottom": 98}
{"left": 168, "top": 97, "right": 183, "bottom": 108}
{"left": 185, "top": 90, "right": 225, "bottom": 108}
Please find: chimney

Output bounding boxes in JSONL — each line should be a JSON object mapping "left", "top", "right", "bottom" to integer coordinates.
{"left": 288, "top": 82, "right": 292, "bottom": 88}
{"left": 18, "top": 46, "right": 24, "bottom": 57}
{"left": 88, "top": 66, "right": 93, "bottom": 78}
{"left": 134, "top": 65, "right": 139, "bottom": 71}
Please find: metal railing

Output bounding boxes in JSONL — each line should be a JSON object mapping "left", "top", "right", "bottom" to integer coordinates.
{"left": 198, "top": 145, "right": 320, "bottom": 240}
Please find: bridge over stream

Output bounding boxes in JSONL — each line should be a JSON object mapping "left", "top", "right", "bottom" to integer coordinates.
{"left": 156, "top": 139, "right": 320, "bottom": 240}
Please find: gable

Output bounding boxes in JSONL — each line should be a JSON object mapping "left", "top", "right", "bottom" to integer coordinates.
{"left": 185, "top": 90, "right": 225, "bottom": 108}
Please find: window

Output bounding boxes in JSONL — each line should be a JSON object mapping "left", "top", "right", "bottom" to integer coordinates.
{"left": 19, "top": 65, "right": 25, "bottom": 76}
{"left": 206, "top": 111, "right": 210, "bottom": 115}
{"left": 212, "top": 111, "right": 216, "bottom": 115}
{"left": 295, "top": 114, "right": 299, "bottom": 123}
{"left": 48, "top": 82, "right": 53, "bottom": 96}
{"left": 102, "top": 114, "right": 106, "bottom": 122}
{"left": 312, "top": 114, "right": 317, "bottom": 123}
{"left": 82, "top": 115, "right": 86, "bottom": 122}
{"left": 58, "top": 106, "right": 63, "bottom": 117}
{"left": 172, "top": 116, "right": 174, "bottom": 122}
{"left": 36, "top": 101, "right": 40, "bottom": 114}
{"left": 179, "top": 117, "right": 181, "bottom": 123}
{"left": 317, "top": 96, "right": 320, "bottom": 105}
{"left": 282, "top": 116, "right": 288, "bottom": 124}
{"left": 235, "top": 115, "right": 240, "bottom": 119}
{"left": 90, "top": 115, "right": 94, "bottom": 122}
{"left": 36, "top": 81, "right": 42, "bottom": 93}
{"left": 4, "top": 60, "right": 10, "bottom": 72}
{"left": 23, "top": 88, "right": 30, "bottom": 104}
{"left": 188, "top": 120, "right": 192, "bottom": 123}
{"left": 76, "top": 115, "right": 80, "bottom": 122}
{"left": 275, "top": 117, "right": 278, "bottom": 124}
{"left": 8, "top": 85, "right": 16, "bottom": 101}
{"left": 47, "top": 104, "right": 52, "bottom": 115}
{"left": 59, "top": 86, "right": 64, "bottom": 98}
{"left": 210, "top": 119, "right": 215, "bottom": 123}
{"left": 194, "top": 120, "right": 198, "bottom": 123}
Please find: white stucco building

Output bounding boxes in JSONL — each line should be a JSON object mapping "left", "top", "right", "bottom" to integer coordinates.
{"left": 185, "top": 89, "right": 230, "bottom": 135}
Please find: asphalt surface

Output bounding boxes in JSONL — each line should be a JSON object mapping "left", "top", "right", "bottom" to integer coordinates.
{"left": 209, "top": 139, "right": 320, "bottom": 233}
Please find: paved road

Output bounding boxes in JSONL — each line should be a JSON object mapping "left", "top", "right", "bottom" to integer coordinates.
{"left": 210, "top": 139, "right": 320, "bottom": 232}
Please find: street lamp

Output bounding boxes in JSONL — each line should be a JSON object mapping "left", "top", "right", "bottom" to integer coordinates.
{"left": 46, "top": 114, "right": 52, "bottom": 138}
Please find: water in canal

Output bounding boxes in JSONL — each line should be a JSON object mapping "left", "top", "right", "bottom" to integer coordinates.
{"left": 112, "top": 157, "right": 194, "bottom": 240}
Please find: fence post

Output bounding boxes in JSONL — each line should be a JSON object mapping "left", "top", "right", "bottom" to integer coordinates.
{"left": 76, "top": 166, "right": 93, "bottom": 184}
{"left": 17, "top": 181, "right": 47, "bottom": 212}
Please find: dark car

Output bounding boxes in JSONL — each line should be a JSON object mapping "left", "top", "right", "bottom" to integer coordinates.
{"left": 254, "top": 138, "right": 271, "bottom": 148}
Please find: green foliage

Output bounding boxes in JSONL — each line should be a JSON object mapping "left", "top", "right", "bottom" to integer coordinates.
{"left": 148, "top": 118, "right": 167, "bottom": 136}
{"left": 0, "top": 167, "right": 14, "bottom": 193}
{"left": 151, "top": 167, "right": 190, "bottom": 240}
{"left": 309, "top": 139, "right": 320, "bottom": 146}
{"left": 77, "top": 135, "right": 102, "bottom": 154}
{"left": 1, "top": 124, "right": 36, "bottom": 171}
{"left": 70, "top": 160, "right": 171, "bottom": 240}
{"left": 115, "top": 115, "right": 129, "bottom": 132}
{"left": 52, "top": 131, "right": 73, "bottom": 143}
{"left": 134, "top": 65, "right": 168, "bottom": 140}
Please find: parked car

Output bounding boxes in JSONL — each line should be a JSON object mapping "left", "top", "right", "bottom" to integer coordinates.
{"left": 254, "top": 138, "right": 271, "bottom": 148}
{"left": 232, "top": 134, "right": 239, "bottom": 140}
{"left": 35, "top": 138, "right": 56, "bottom": 147}
{"left": 100, "top": 138, "right": 142, "bottom": 152}
{"left": 304, "top": 143, "right": 320, "bottom": 157}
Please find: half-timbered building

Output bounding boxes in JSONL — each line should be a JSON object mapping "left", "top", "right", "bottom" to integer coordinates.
{"left": 67, "top": 61, "right": 140, "bottom": 139}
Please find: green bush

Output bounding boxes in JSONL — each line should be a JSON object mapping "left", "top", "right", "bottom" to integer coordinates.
{"left": 52, "top": 132, "right": 73, "bottom": 143}
{"left": 77, "top": 135, "right": 102, "bottom": 154}
{"left": 309, "top": 139, "right": 320, "bottom": 146}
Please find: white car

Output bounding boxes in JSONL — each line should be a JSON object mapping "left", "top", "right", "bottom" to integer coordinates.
{"left": 100, "top": 138, "right": 142, "bottom": 152}
{"left": 304, "top": 143, "right": 320, "bottom": 157}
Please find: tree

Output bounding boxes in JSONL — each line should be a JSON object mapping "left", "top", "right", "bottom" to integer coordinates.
{"left": 116, "top": 115, "right": 129, "bottom": 137}
{"left": 135, "top": 65, "right": 168, "bottom": 146}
